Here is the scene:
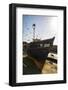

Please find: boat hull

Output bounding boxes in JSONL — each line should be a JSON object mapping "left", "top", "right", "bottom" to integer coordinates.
{"left": 27, "top": 47, "right": 50, "bottom": 60}
{"left": 27, "top": 37, "right": 55, "bottom": 61}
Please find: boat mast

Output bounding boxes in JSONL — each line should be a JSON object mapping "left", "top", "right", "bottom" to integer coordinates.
{"left": 32, "top": 24, "right": 36, "bottom": 41}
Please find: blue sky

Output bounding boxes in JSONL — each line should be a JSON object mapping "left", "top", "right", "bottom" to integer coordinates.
{"left": 23, "top": 15, "right": 58, "bottom": 45}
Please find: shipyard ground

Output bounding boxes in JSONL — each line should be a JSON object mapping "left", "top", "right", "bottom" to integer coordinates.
{"left": 23, "top": 54, "right": 57, "bottom": 75}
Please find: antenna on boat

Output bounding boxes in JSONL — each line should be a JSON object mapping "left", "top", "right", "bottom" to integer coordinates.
{"left": 32, "top": 24, "right": 36, "bottom": 41}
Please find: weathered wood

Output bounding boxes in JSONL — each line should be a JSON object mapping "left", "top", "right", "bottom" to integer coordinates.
{"left": 27, "top": 56, "right": 45, "bottom": 71}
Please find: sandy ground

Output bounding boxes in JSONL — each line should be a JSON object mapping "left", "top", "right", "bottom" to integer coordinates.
{"left": 42, "top": 59, "right": 57, "bottom": 74}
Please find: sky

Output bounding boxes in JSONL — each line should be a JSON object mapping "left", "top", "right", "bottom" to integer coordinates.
{"left": 23, "top": 15, "right": 58, "bottom": 45}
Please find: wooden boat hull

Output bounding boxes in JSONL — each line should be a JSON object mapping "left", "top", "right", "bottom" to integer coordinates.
{"left": 27, "top": 37, "right": 55, "bottom": 61}
{"left": 27, "top": 47, "right": 50, "bottom": 60}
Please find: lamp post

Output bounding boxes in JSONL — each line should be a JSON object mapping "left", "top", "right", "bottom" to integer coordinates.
{"left": 32, "top": 24, "right": 36, "bottom": 41}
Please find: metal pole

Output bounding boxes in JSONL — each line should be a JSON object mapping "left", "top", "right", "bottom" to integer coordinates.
{"left": 32, "top": 24, "right": 36, "bottom": 41}
{"left": 33, "top": 28, "right": 35, "bottom": 40}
